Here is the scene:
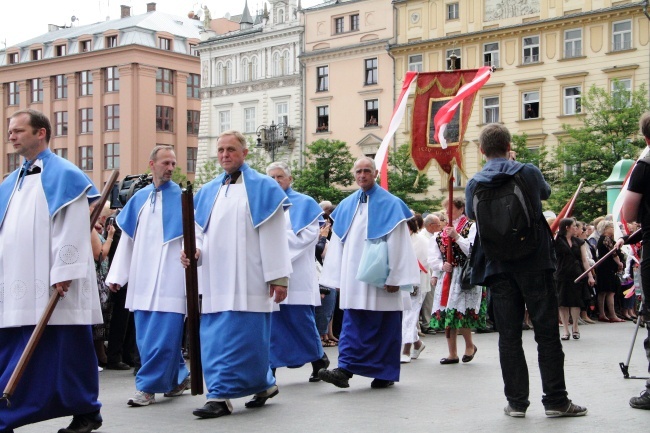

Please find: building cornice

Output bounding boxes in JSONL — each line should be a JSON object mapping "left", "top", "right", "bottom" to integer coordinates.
{"left": 389, "top": 2, "right": 645, "bottom": 53}
{"left": 300, "top": 38, "right": 391, "bottom": 61}
{"left": 199, "top": 26, "right": 303, "bottom": 51}
{"left": 204, "top": 75, "right": 301, "bottom": 97}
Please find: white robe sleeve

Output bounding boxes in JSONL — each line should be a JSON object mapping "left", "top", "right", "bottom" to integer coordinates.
{"left": 194, "top": 222, "right": 204, "bottom": 266}
{"left": 259, "top": 208, "right": 292, "bottom": 282}
{"left": 385, "top": 221, "right": 420, "bottom": 287}
{"left": 427, "top": 233, "right": 443, "bottom": 272}
{"left": 287, "top": 220, "right": 319, "bottom": 262}
{"left": 50, "top": 195, "right": 93, "bottom": 285}
{"left": 455, "top": 224, "right": 474, "bottom": 256}
{"left": 105, "top": 234, "right": 134, "bottom": 287}
{"left": 320, "top": 231, "right": 343, "bottom": 289}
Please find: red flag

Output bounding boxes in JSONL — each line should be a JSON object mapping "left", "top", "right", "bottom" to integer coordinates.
{"left": 411, "top": 68, "right": 488, "bottom": 175}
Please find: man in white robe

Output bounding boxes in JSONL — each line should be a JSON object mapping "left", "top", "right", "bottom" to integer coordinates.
{"left": 106, "top": 146, "right": 190, "bottom": 407}
{"left": 0, "top": 109, "right": 102, "bottom": 433}
{"left": 183, "top": 130, "right": 292, "bottom": 419}
{"left": 319, "top": 157, "right": 419, "bottom": 389}
{"left": 266, "top": 162, "right": 329, "bottom": 383}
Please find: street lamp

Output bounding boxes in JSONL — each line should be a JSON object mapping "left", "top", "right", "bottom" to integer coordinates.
{"left": 256, "top": 121, "right": 293, "bottom": 162}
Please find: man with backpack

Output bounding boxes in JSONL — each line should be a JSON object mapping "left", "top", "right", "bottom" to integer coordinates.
{"left": 465, "top": 123, "right": 587, "bottom": 418}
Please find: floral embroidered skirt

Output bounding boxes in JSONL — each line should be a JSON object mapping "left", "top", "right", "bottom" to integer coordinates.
{"left": 430, "top": 267, "right": 487, "bottom": 330}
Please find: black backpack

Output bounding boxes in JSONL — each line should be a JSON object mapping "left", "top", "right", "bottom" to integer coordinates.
{"left": 472, "top": 172, "right": 539, "bottom": 262}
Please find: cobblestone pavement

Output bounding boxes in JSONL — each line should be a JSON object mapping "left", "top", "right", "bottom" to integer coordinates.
{"left": 16, "top": 320, "right": 650, "bottom": 433}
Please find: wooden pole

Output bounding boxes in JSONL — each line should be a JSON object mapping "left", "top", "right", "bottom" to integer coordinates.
{"left": 181, "top": 183, "right": 203, "bottom": 395}
{"left": 440, "top": 175, "right": 454, "bottom": 307}
{"left": 1, "top": 170, "right": 119, "bottom": 406}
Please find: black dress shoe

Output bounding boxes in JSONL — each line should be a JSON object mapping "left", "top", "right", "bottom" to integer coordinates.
{"left": 370, "top": 379, "right": 394, "bottom": 389}
{"left": 310, "top": 353, "right": 331, "bottom": 382}
{"left": 318, "top": 368, "right": 351, "bottom": 388}
{"left": 105, "top": 361, "right": 131, "bottom": 370}
{"left": 462, "top": 345, "right": 478, "bottom": 363}
{"left": 244, "top": 385, "right": 279, "bottom": 408}
{"left": 58, "top": 411, "right": 103, "bottom": 433}
{"left": 439, "top": 357, "right": 459, "bottom": 364}
{"left": 193, "top": 401, "right": 232, "bottom": 418}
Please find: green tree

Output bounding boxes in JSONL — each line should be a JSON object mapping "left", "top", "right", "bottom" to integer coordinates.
{"left": 387, "top": 144, "right": 439, "bottom": 214}
{"left": 291, "top": 139, "right": 355, "bottom": 203}
{"left": 194, "top": 159, "right": 220, "bottom": 188}
{"left": 549, "top": 81, "right": 648, "bottom": 221}
{"left": 171, "top": 166, "right": 188, "bottom": 186}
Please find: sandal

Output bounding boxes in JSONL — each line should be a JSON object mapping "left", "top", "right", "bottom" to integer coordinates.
{"left": 572, "top": 332, "right": 580, "bottom": 340}
{"left": 561, "top": 334, "right": 570, "bottom": 341}
{"left": 322, "top": 339, "right": 337, "bottom": 347}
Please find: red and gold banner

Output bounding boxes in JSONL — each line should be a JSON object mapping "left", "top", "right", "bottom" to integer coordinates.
{"left": 410, "top": 69, "right": 483, "bottom": 175}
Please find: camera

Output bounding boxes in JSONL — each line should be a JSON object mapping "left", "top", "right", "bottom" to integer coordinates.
{"left": 110, "top": 174, "right": 153, "bottom": 209}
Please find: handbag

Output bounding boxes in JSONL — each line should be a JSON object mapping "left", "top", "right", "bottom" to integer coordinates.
{"left": 356, "top": 237, "right": 389, "bottom": 287}
{"left": 459, "top": 247, "right": 473, "bottom": 291}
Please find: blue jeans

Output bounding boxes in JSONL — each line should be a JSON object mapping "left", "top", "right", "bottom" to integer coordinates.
{"left": 488, "top": 270, "right": 569, "bottom": 410}
{"left": 315, "top": 288, "right": 337, "bottom": 335}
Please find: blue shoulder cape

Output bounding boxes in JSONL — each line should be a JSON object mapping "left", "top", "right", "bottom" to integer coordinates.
{"left": 0, "top": 149, "right": 99, "bottom": 228}
{"left": 116, "top": 180, "right": 183, "bottom": 244}
{"left": 285, "top": 187, "right": 323, "bottom": 235}
{"left": 332, "top": 183, "right": 412, "bottom": 241}
{"left": 194, "top": 163, "right": 290, "bottom": 231}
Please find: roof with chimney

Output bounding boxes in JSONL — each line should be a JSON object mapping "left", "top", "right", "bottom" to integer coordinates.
{"left": 1, "top": 7, "right": 202, "bottom": 61}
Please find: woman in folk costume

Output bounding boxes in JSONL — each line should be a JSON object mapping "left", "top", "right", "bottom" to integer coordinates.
{"left": 428, "top": 197, "right": 486, "bottom": 364}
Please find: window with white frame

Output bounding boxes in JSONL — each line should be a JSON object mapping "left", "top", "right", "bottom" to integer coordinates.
{"left": 408, "top": 54, "right": 423, "bottom": 72}
{"left": 31, "top": 78, "right": 43, "bottom": 103}
{"left": 447, "top": 3, "right": 459, "bottom": 20}
{"left": 365, "top": 58, "right": 378, "bottom": 85}
{"left": 276, "top": 102, "right": 288, "bottom": 125}
{"left": 7, "top": 82, "right": 19, "bottom": 106}
{"left": 483, "top": 96, "right": 499, "bottom": 124}
{"left": 335, "top": 17, "right": 344, "bottom": 34}
{"left": 241, "top": 58, "right": 250, "bottom": 82}
{"left": 522, "top": 91, "right": 540, "bottom": 119}
{"left": 522, "top": 36, "right": 540, "bottom": 64}
{"left": 483, "top": 42, "right": 500, "bottom": 67}
{"left": 225, "top": 61, "right": 232, "bottom": 84}
{"left": 219, "top": 110, "right": 231, "bottom": 134}
{"left": 244, "top": 107, "right": 256, "bottom": 133}
{"left": 282, "top": 50, "right": 290, "bottom": 75}
{"left": 251, "top": 57, "right": 258, "bottom": 80}
{"left": 611, "top": 78, "right": 632, "bottom": 107}
{"left": 563, "top": 86, "right": 582, "bottom": 115}
{"left": 317, "top": 65, "right": 329, "bottom": 92}
{"left": 612, "top": 20, "right": 632, "bottom": 51}
{"left": 79, "top": 71, "right": 93, "bottom": 96}
{"left": 564, "top": 29, "right": 582, "bottom": 58}
{"left": 273, "top": 53, "right": 281, "bottom": 76}
{"left": 446, "top": 48, "right": 461, "bottom": 70}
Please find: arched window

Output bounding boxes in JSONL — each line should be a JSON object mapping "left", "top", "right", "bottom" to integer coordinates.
{"left": 251, "top": 56, "right": 258, "bottom": 80}
{"left": 282, "top": 50, "right": 291, "bottom": 75}
{"left": 273, "top": 52, "right": 281, "bottom": 76}
{"left": 278, "top": 9, "right": 284, "bottom": 24}
{"left": 241, "top": 58, "right": 249, "bottom": 81}
{"left": 225, "top": 60, "right": 232, "bottom": 84}
{"left": 216, "top": 62, "right": 224, "bottom": 85}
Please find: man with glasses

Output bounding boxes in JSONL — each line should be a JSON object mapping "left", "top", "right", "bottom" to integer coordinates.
{"left": 318, "top": 157, "right": 419, "bottom": 389}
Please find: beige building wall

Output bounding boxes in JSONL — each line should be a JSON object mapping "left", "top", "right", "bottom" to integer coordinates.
{"left": 0, "top": 10, "right": 201, "bottom": 191}
{"left": 391, "top": 0, "right": 650, "bottom": 200}
{"left": 302, "top": 0, "right": 396, "bottom": 159}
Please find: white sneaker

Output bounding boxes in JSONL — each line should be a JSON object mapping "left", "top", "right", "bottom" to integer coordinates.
{"left": 128, "top": 390, "right": 156, "bottom": 407}
{"left": 400, "top": 354, "right": 411, "bottom": 363}
{"left": 411, "top": 343, "right": 426, "bottom": 359}
{"left": 98, "top": 366, "right": 103, "bottom": 372}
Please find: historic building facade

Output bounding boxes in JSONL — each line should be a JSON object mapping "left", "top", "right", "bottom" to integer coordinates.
{"left": 301, "top": 0, "right": 396, "bottom": 159}
{"left": 0, "top": 3, "right": 202, "bottom": 187}
{"left": 196, "top": 0, "right": 304, "bottom": 171}
{"left": 390, "top": 0, "right": 650, "bottom": 197}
